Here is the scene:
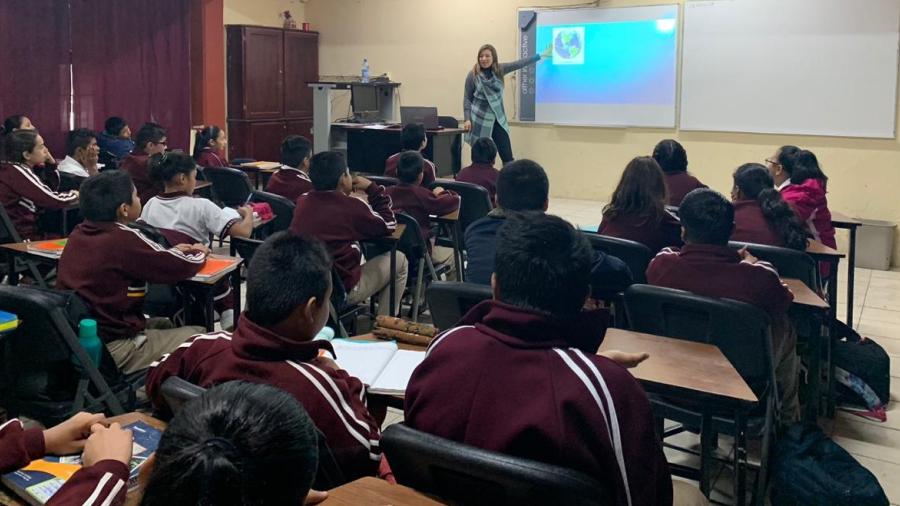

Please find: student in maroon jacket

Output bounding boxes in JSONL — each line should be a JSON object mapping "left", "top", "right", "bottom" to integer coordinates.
{"left": 57, "top": 171, "right": 209, "bottom": 374}
{"left": 653, "top": 139, "right": 706, "bottom": 207}
{"left": 146, "top": 234, "right": 382, "bottom": 480}
{"left": 0, "top": 130, "right": 78, "bottom": 240}
{"left": 455, "top": 137, "right": 500, "bottom": 204}
{"left": 385, "top": 151, "right": 460, "bottom": 275}
{"left": 384, "top": 123, "right": 436, "bottom": 186}
{"left": 407, "top": 213, "right": 690, "bottom": 506}
{"left": 0, "top": 412, "right": 133, "bottom": 506}
{"left": 192, "top": 125, "right": 228, "bottom": 168}
{"left": 289, "top": 151, "right": 408, "bottom": 315}
{"left": 599, "top": 156, "right": 683, "bottom": 253}
{"left": 646, "top": 189, "right": 800, "bottom": 424}
{"left": 120, "top": 123, "right": 167, "bottom": 205}
{"left": 266, "top": 135, "right": 313, "bottom": 203}
{"left": 731, "top": 163, "right": 809, "bottom": 250}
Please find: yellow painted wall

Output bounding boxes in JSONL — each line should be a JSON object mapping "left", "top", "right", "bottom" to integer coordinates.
{"left": 300, "top": 0, "right": 900, "bottom": 264}
{"left": 224, "top": 0, "right": 306, "bottom": 27}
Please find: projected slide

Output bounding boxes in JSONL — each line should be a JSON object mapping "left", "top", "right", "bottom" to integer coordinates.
{"left": 518, "top": 5, "right": 678, "bottom": 128}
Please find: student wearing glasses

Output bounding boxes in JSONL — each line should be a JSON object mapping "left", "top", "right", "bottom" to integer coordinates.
{"left": 120, "top": 123, "right": 168, "bottom": 205}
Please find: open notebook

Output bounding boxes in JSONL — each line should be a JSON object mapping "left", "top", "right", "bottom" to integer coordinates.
{"left": 330, "top": 339, "right": 425, "bottom": 395}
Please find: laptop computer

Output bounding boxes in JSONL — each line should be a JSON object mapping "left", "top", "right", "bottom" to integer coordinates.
{"left": 400, "top": 106, "right": 440, "bottom": 129}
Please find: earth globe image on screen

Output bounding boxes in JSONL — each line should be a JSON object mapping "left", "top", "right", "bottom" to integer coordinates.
{"left": 554, "top": 29, "right": 583, "bottom": 59}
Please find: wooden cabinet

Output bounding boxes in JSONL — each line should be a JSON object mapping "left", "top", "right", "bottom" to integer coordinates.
{"left": 226, "top": 25, "right": 318, "bottom": 160}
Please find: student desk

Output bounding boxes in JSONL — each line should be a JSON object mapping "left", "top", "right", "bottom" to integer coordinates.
{"left": 334, "top": 123, "right": 465, "bottom": 177}
{"left": 831, "top": 212, "right": 861, "bottom": 327}
{"left": 0, "top": 241, "right": 242, "bottom": 332}
{"left": 231, "top": 161, "right": 280, "bottom": 189}
{"left": 784, "top": 277, "right": 832, "bottom": 419}
{"left": 430, "top": 209, "right": 463, "bottom": 281}
{"left": 0, "top": 412, "right": 166, "bottom": 506}
{"left": 324, "top": 477, "right": 444, "bottom": 505}
{"left": 193, "top": 180, "right": 213, "bottom": 192}
{"left": 805, "top": 238, "right": 844, "bottom": 322}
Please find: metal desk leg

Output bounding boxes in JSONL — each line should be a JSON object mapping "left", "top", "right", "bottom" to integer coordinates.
{"left": 232, "top": 268, "right": 242, "bottom": 329}
{"left": 699, "top": 414, "right": 714, "bottom": 499}
{"left": 204, "top": 288, "right": 215, "bottom": 332}
{"left": 804, "top": 311, "right": 824, "bottom": 422}
{"left": 733, "top": 411, "right": 747, "bottom": 506}
{"left": 846, "top": 227, "right": 857, "bottom": 327}
{"left": 827, "top": 259, "right": 839, "bottom": 322}
{"left": 389, "top": 242, "right": 397, "bottom": 316}
{"left": 451, "top": 221, "right": 464, "bottom": 282}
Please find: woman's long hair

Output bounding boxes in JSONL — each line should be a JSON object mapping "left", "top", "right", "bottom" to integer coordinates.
{"left": 734, "top": 163, "right": 809, "bottom": 250}
{"left": 472, "top": 44, "right": 503, "bottom": 83}
{"left": 777, "top": 145, "right": 828, "bottom": 188}
{"left": 603, "top": 156, "right": 669, "bottom": 226}
{"left": 193, "top": 125, "right": 222, "bottom": 160}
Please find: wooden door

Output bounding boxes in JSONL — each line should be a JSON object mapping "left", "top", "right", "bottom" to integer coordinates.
{"left": 283, "top": 31, "right": 318, "bottom": 118}
{"left": 228, "top": 26, "right": 283, "bottom": 120}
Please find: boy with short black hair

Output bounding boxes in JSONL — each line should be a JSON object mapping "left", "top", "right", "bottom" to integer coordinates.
{"left": 119, "top": 122, "right": 167, "bottom": 205}
{"left": 57, "top": 171, "right": 208, "bottom": 374}
{"left": 385, "top": 151, "right": 459, "bottom": 274}
{"left": 455, "top": 136, "right": 499, "bottom": 203}
{"left": 266, "top": 135, "right": 313, "bottom": 202}
{"left": 289, "top": 151, "right": 408, "bottom": 315}
{"left": 465, "top": 159, "right": 632, "bottom": 297}
{"left": 647, "top": 188, "right": 799, "bottom": 423}
{"left": 384, "top": 123, "right": 436, "bottom": 185}
{"left": 146, "top": 232, "right": 382, "bottom": 480}
{"left": 406, "top": 213, "right": 679, "bottom": 506}
{"left": 58, "top": 128, "right": 102, "bottom": 179}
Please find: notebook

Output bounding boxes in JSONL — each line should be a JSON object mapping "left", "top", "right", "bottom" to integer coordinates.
{"left": 329, "top": 339, "right": 426, "bottom": 395}
{"left": 25, "top": 239, "right": 67, "bottom": 259}
{"left": 2, "top": 420, "right": 162, "bottom": 505}
{"left": 192, "top": 256, "right": 241, "bottom": 280}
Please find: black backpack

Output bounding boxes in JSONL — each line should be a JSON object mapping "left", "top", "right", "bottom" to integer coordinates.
{"left": 832, "top": 320, "right": 890, "bottom": 408}
{"left": 772, "top": 424, "right": 888, "bottom": 506}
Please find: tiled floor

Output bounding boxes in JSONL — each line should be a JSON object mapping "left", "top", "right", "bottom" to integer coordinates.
{"left": 383, "top": 197, "right": 900, "bottom": 505}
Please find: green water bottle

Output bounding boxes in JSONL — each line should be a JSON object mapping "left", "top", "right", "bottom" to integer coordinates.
{"left": 76, "top": 319, "right": 103, "bottom": 367}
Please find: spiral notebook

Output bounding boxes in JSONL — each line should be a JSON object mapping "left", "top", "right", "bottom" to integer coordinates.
{"left": 329, "top": 339, "right": 425, "bottom": 395}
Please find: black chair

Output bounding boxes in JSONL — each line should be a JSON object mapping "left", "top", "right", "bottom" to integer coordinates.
{"left": 426, "top": 281, "right": 492, "bottom": 330}
{"left": 230, "top": 157, "right": 256, "bottom": 166}
{"left": 230, "top": 236, "right": 263, "bottom": 263}
{"left": 0, "top": 206, "right": 54, "bottom": 287}
{"left": 58, "top": 172, "right": 85, "bottom": 192}
{"left": 428, "top": 179, "right": 491, "bottom": 237}
{"left": 728, "top": 241, "right": 819, "bottom": 291}
{"left": 382, "top": 423, "right": 609, "bottom": 506}
{"left": 366, "top": 175, "right": 400, "bottom": 188}
{"left": 204, "top": 166, "right": 254, "bottom": 207}
{"left": 583, "top": 232, "right": 653, "bottom": 284}
{"left": 250, "top": 190, "right": 295, "bottom": 235}
{"left": 329, "top": 267, "right": 363, "bottom": 339}
{"left": 395, "top": 213, "right": 451, "bottom": 321}
{"left": 158, "top": 376, "right": 205, "bottom": 416}
{"left": 623, "top": 284, "right": 776, "bottom": 504}
{"left": 0, "top": 285, "right": 131, "bottom": 425}
{"left": 437, "top": 116, "right": 462, "bottom": 176}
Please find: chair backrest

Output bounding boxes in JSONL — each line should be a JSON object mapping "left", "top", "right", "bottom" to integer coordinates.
{"left": 428, "top": 179, "right": 491, "bottom": 238}
{"left": 728, "top": 241, "right": 819, "bottom": 290}
{"left": 584, "top": 233, "right": 653, "bottom": 284}
{"left": 395, "top": 212, "right": 428, "bottom": 267}
{"left": 382, "top": 424, "right": 608, "bottom": 506}
{"left": 426, "top": 281, "right": 492, "bottom": 330}
{"left": 366, "top": 175, "right": 400, "bottom": 188}
{"left": 203, "top": 166, "right": 254, "bottom": 207}
{"left": 58, "top": 172, "right": 85, "bottom": 192}
{"left": 437, "top": 116, "right": 459, "bottom": 129}
{"left": 250, "top": 190, "right": 295, "bottom": 233}
{"left": 159, "top": 376, "right": 206, "bottom": 414}
{"left": 623, "top": 284, "right": 774, "bottom": 397}
{"left": 231, "top": 237, "right": 264, "bottom": 265}
{"left": 0, "top": 205, "right": 23, "bottom": 244}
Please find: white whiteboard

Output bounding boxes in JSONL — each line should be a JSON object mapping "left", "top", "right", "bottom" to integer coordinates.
{"left": 680, "top": 0, "right": 900, "bottom": 138}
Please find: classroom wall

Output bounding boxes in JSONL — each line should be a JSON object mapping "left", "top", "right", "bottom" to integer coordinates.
{"left": 298, "top": 0, "right": 900, "bottom": 265}
{"left": 223, "top": 0, "right": 306, "bottom": 27}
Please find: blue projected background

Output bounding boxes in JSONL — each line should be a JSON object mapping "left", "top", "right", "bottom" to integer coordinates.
{"left": 535, "top": 20, "right": 677, "bottom": 106}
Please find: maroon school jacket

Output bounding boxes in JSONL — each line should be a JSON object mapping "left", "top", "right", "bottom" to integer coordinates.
{"left": 384, "top": 183, "right": 459, "bottom": 243}
{"left": 0, "top": 163, "right": 78, "bottom": 240}
{"left": 384, "top": 152, "right": 436, "bottom": 186}
{"left": 599, "top": 210, "right": 683, "bottom": 254}
{"left": 732, "top": 199, "right": 784, "bottom": 247}
{"left": 119, "top": 151, "right": 162, "bottom": 205}
{"left": 145, "top": 315, "right": 381, "bottom": 479}
{"left": 57, "top": 221, "right": 207, "bottom": 342}
{"left": 289, "top": 184, "right": 396, "bottom": 291}
{"left": 194, "top": 148, "right": 227, "bottom": 168}
{"left": 0, "top": 419, "right": 128, "bottom": 506}
{"left": 646, "top": 244, "right": 794, "bottom": 320}
{"left": 265, "top": 166, "right": 313, "bottom": 203}
{"left": 405, "top": 300, "right": 673, "bottom": 506}
{"left": 665, "top": 172, "right": 706, "bottom": 207}
{"left": 455, "top": 162, "right": 499, "bottom": 204}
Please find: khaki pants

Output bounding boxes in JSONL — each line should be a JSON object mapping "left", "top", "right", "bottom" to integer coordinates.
{"left": 674, "top": 479, "right": 709, "bottom": 506}
{"left": 107, "top": 318, "right": 205, "bottom": 374}
{"left": 348, "top": 251, "right": 409, "bottom": 315}
{"left": 431, "top": 245, "right": 456, "bottom": 281}
{"left": 773, "top": 316, "right": 801, "bottom": 425}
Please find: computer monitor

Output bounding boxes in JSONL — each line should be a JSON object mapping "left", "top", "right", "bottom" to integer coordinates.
{"left": 351, "top": 84, "right": 380, "bottom": 113}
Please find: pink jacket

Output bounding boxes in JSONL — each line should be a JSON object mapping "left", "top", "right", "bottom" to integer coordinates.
{"left": 780, "top": 179, "right": 836, "bottom": 249}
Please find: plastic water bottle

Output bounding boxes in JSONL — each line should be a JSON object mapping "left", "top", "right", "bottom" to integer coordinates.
{"left": 361, "top": 58, "right": 370, "bottom": 84}
{"left": 76, "top": 319, "right": 103, "bottom": 367}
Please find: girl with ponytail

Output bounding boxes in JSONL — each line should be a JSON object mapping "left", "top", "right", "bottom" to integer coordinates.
{"left": 766, "top": 145, "right": 836, "bottom": 251}
{"left": 193, "top": 125, "right": 228, "bottom": 168}
{"left": 139, "top": 381, "right": 326, "bottom": 506}
{"left": 731, "top": 163, "right": 809, "bottom": 250}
